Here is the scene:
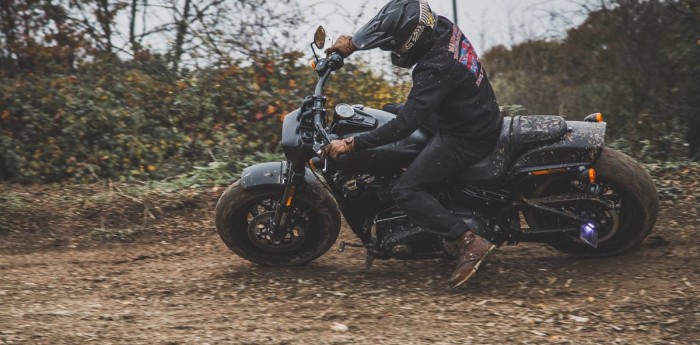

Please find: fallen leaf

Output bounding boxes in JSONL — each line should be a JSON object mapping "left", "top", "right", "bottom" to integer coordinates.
{"left": 331, "top": 322, "right": 349, "bottom": 332}
{"left": 569, "top": 315, "right": 589, "bottom": 323}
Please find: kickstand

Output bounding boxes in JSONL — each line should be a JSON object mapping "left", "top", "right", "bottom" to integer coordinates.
{"left": 364, "top": 251, "right": 374, "bottom": 269}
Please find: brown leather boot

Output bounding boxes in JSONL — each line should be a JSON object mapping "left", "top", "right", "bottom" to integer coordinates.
{"left": 447, "top": 231, "right": 497, "bottom": 289}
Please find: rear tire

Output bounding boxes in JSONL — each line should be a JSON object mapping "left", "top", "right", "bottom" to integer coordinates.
{"left": 527, "top": 148, "right": 659, "bottom": 257}
{"left": 215, "top": 181, "right": 341, "bottom": 266}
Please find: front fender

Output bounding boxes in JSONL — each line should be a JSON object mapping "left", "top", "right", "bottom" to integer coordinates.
{"left": 240, "top": 161, "right": 286, "bottom": 190}
{"left": 238, "top": 161, "right": 330, "bottom": 205}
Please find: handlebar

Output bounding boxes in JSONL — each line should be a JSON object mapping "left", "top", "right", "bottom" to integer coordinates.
{"left": 294, "top": 52, "right": 350, "bottom": 163}
{"left": 314, "top": 111, "right": 331, "bottom": 145}
{"left": 313, "top": 68, "right": 332, "bottom": 98}
{"left": 309, "top": 52, "right": 345, "bottom": 147}
{"left": 313, "top": 52, "right": 344, "bottom": 98}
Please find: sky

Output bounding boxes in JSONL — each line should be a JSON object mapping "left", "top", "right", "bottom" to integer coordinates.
{"left": 111, "top": 0, "right": 593, "bottom": 69}
{"left": 300, "top": 0, "right": 590, "bottom": 55}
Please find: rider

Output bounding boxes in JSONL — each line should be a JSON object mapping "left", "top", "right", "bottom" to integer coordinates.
{"left": 324, "top": 0, "right": 503, "bottom": 288}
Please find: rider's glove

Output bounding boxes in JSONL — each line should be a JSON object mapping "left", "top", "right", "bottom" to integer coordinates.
{"left": 324, "top": 35, "right": 356, "bottom": 58}
{"left": 322, "top": 137, "right": 355, "bottom": 160}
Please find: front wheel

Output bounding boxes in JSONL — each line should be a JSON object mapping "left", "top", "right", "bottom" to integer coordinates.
{"left": 215, "top": 181, "right": 341, "bottom": 266}
{"left": 526, "top": 148, "right": 659, "bottom": 257}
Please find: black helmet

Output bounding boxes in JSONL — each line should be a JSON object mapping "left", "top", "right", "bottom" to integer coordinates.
{"left": 352, "top": 0, "right": 438, "bottom": 55}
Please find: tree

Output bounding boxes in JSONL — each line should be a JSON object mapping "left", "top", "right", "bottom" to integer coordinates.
{"left": 484, "top": 0, "right": 699, "bottom": 159}
{"left": 0, "top": 0, "right": 94, "bottom": 75}
{"left": 565, "top": 0, "right": 699, "bottom": 157}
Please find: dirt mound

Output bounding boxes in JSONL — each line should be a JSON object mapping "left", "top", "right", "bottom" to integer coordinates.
{"left": 0, "top": 182, "right": 221, "bottom": 253}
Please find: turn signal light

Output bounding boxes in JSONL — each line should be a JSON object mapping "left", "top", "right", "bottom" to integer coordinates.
{"left": 310, "top": 59, "right": 317, "bottom": 70}
{"left": 588, "top": 168, "right": 596, "bottom": 183}
{"left": 285, "top": 186, "right": 296, "bottom": 207}
{"left": 584, "top": 113, "right": 604, "bottom": 122}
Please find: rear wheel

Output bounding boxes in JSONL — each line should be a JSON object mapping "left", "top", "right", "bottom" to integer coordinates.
{"left": 525, "top": 148, "right": 659, "bottom": 257}
{"left": 215, "top": 181, "right": 341, "bottom": 266}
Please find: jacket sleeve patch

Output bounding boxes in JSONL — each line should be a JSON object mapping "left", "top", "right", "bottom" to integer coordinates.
{"left": 448, "top": 25, "right": 482, "bottom": 78}
{"left": 475, "top": 68, "right": 485, "bottom": 87}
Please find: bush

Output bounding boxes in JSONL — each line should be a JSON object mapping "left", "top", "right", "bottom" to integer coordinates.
{"left": 0, "top": 53, "right": 408, "bottom": 183}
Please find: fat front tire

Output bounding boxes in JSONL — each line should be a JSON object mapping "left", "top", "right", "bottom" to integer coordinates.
{"left": 215, "top": 181, "right": 341, "bottom": 266}
{"left": 534, "top": 148, "right": 659, "bottom": 257}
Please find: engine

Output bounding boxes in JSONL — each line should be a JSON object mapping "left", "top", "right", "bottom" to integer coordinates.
{"left": 335, "top": 172, "right": 451, "bottom": 260}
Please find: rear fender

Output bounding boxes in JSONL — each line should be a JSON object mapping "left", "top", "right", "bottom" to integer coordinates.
{"left": 509, "top": 121, "right": 606, "bottom": 177}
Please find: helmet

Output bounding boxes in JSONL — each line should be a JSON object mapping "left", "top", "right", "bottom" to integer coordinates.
{"left": 352, "top": 0, "right": 438, "bottom": 55}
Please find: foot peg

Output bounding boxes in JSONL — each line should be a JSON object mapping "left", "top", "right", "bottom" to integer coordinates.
{"left": 337, "top": 241, "right": 375, "bottom": 269}
{"left": 337, "top": 241, "right": 364, "bottom": 253}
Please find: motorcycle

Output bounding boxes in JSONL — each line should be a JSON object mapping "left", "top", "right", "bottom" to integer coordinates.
{"left": 215, "top": 26, "right": 659, "bottom": 268}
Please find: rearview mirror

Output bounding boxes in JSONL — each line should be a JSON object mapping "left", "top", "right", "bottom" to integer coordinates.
{"left": 314, "top": 26, "right": 326, "bottom": 49}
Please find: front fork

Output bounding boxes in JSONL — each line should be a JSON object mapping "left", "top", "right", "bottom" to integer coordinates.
{"left": 270, "top": 132, "right": 313, "bottom": 239}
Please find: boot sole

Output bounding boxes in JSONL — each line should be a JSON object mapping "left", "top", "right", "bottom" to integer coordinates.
{"left": 450, "top": 244, "right": 497, "bottom": 289}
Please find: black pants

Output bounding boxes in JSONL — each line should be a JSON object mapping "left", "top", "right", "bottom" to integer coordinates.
{"left": 391, "top": 128, "right": 499, "bottom": 241}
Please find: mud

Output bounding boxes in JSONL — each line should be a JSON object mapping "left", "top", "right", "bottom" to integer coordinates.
{"left": 0, "top": 180, "right": 698, "bottom": 344}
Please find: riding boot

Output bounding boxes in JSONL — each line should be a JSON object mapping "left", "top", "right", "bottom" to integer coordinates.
{"left": 447, "top": 230, "right": 497, "bottom": 289}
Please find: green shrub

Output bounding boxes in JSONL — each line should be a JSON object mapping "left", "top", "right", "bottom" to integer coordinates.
{"left": 0, "top": 53, "right": 408, "bottom": 183}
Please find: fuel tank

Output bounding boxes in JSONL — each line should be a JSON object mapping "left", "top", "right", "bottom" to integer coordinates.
{"left": 334, "top": 107, "right": 430, "bottom": 175}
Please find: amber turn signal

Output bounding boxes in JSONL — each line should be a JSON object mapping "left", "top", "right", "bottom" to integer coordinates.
{"left": 285, "top": 185, "right": 296, "bottom": 207}
{"left": 310, "top": 59, "right": 317, "bottom": 70}
{"left": 588, "top": 168, "right": 596, "bottom": 183}
{"left": 584, "top": 113, "right": 604, "bottom": 123}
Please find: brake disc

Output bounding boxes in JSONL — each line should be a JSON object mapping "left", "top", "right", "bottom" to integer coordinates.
{"left": 247, "top": 211, "right": 306, "bottom": 252}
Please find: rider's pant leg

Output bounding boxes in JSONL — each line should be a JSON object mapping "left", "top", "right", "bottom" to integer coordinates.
{"left": 391, "top": 129, "right": 497, "bottom": 240}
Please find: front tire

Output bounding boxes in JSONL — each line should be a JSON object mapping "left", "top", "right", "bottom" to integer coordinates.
{"left": 527, "top": 148, "right": 659, "bottom": 257}
{"left": 215, "top": 181, "right": 341, "bottom": 266}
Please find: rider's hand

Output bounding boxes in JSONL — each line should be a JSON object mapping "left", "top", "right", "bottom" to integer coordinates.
{"left": 324, "top": 35, "right": 356, "bottom": 58}
{"left": 321, "top": 137, "right": 355, "bottom": 160}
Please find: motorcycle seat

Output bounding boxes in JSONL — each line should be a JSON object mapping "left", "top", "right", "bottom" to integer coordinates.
{"left": 458, "top": 115, "right": 568, "bottom": 186}
{"left": 457, "top": 117, "right": 513, "bottom": 185}
{"left": 511, "top": 115, "right": 568, "bottom": 151}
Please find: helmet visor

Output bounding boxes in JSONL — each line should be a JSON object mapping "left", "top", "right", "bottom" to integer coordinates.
{"left": 352, "top": 0, "right": 407, "bottom": 51}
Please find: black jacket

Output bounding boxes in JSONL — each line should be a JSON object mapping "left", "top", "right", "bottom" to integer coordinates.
{"left": 354, "top": 16, "right": 502, "bottom": 151}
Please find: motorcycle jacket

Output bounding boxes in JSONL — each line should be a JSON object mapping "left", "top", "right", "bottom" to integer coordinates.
{"left": 354, "top": 16, "right": 502, "bottom": 151}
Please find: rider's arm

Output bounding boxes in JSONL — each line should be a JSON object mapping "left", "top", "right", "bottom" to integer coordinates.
{"left": 354, "top": 58, "right": 460, "bottom": 151}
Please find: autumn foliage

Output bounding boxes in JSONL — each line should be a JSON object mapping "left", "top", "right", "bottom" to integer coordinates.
{"left": 0, "top": 51, "right": 408, "bottom": 182}
{"left": 0, "top": 0, "right": 697, "bottom": 183}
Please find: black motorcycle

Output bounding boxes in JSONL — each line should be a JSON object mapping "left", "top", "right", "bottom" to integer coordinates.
{"left": 215, "top": 27, "right": 659, "bottom": 267}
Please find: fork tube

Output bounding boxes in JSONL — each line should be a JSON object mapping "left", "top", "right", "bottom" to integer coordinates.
{"left": 272, "top": 145, "right": 309, "bottom": 233}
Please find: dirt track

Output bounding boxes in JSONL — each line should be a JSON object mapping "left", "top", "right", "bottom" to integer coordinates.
{"left": 1, "top": 182, "right": 699, "bottom": 344}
